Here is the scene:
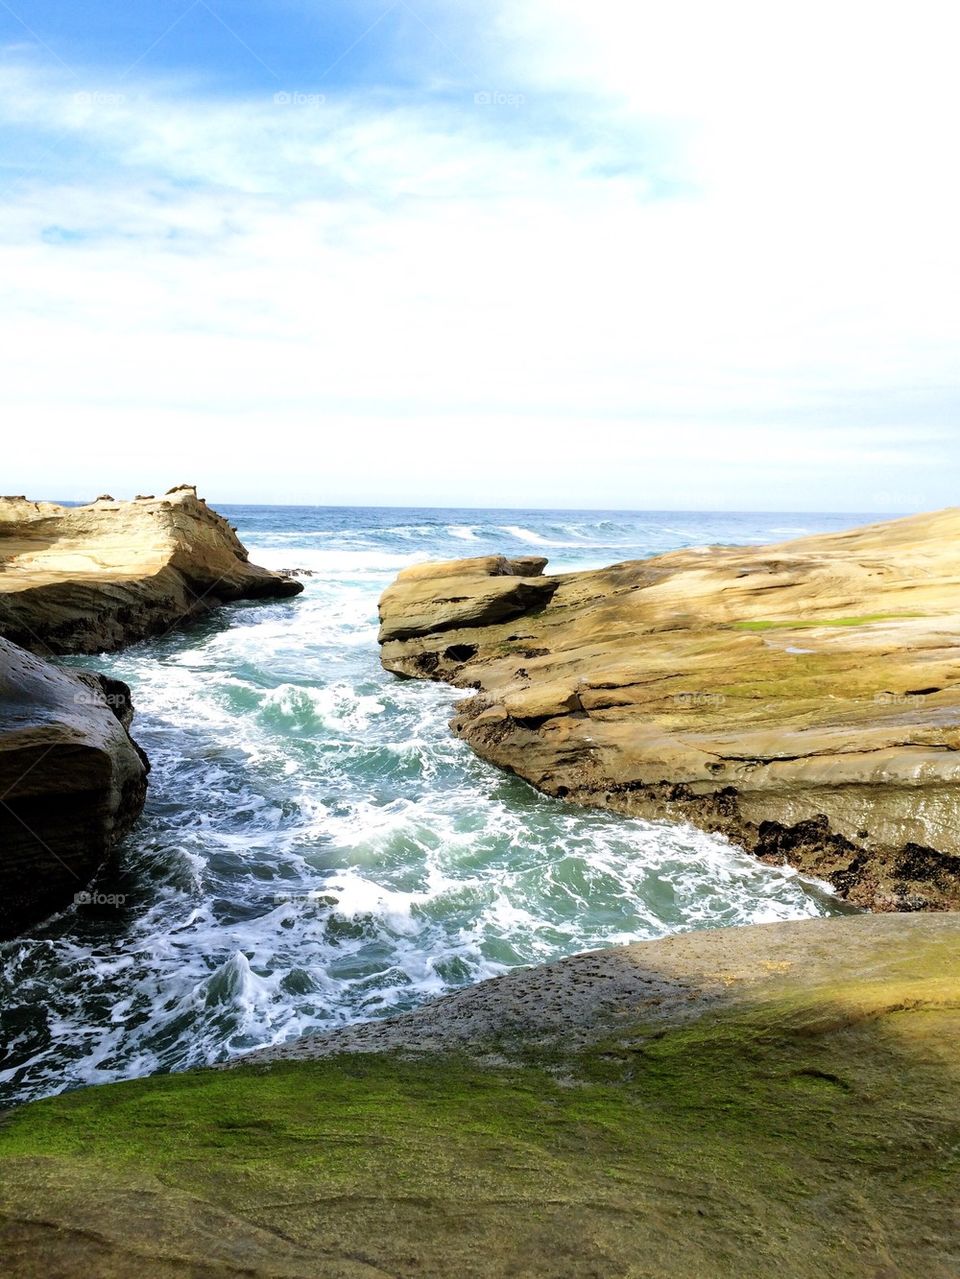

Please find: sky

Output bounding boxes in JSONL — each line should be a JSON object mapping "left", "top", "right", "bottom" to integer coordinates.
{"left": 0, "top": 0, "right": 958, "bottom": 510}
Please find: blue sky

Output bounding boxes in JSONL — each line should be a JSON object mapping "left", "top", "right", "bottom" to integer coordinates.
{"left": 1, "top": 0, "right": 958, "bottom": 509}
{"left": 5, "top": 1, "right": 543, "bottom": 109}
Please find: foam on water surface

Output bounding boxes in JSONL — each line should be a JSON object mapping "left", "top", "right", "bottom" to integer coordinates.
{"left": 0, "top": 506, "right": 875, "bottom": 1106}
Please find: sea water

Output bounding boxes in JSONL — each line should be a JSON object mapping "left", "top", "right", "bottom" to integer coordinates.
{"left": 0, "top": 507, "right": 873, "bottom": 1106}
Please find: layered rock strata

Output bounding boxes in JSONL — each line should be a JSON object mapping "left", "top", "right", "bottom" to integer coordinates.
{"left": 378, "top": 509, "right": 960, "bottom": 910}
{"left": 0, "top": 485, "right": 302, "bottom": 654}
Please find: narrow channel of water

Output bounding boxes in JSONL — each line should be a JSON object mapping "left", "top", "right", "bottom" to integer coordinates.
{"left": 0, "top": 506, "right": 864, "bottom": 1105}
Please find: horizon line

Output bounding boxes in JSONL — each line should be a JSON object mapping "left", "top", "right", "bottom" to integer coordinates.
{"left": 45, "top": 498, "right": 917, "bottom": 518}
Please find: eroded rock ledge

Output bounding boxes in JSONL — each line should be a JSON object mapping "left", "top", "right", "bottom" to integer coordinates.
{"left": 0, "top": 638, "right": 148, "bottom": 938}
{"left": 0, "top": 485, "right": 302, "bottom": 654}
{"left": 378, "top": 509, "right": 960, "bottom": 910}
{"left": 240, "top": 912, "right": 959, "bottom": 1064}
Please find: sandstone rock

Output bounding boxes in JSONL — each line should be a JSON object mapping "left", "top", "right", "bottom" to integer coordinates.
{"left": 378, "top": 555, "right": 557, "bottom": 645}
{"left": 0, "top": 486, "right": 303, "bottom": 654}
{"left": 0, "top": 637, "right": 148, "bottom": 938}
{"left": 378, "top": 508, "right": 960, "bottom": 910}
{"left": 392, "top": 555, "right": 548, "bottom": 583}
{"left": 0, "top": 498, "right": 61, "bottom": 522}
{"left": 241, "top": 911, "right": 960, "bottom": 1063}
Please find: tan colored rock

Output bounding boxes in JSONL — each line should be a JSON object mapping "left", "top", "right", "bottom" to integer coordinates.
{"left": 0, "top": 497, "right": 61, "bottom": 521}
{"left": 0, "top": 486, "right": 302, "bottom": 654}
{"left": 394, "top": 554, "right": 547, "bottom": 582}
{"left": 378, "top": 555, "right": 556, "bottom": 645}
{"left": 0, "top": 637, "right": 148, "bottom": 937}
{"left": 379, "top": 507, "right": 960, "bottom": 910}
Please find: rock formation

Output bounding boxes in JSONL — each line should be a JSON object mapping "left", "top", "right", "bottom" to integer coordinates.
{"left": 378, "top": 508, "right": 960, "bottom": 910}
{"left": 2, "top": 913, "right": 957, "bottom": 1276}
{"left": 377, "top": 554, "right": 553, "bottom": 645}
{"left": 0, "top": 638, "right": 148, "bottom": 938}
{"left": 0, "top": 485, "right": 302, "bottom": 654}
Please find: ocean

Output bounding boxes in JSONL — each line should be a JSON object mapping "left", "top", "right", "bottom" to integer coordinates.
{"left": 0, "top": 506, "right": 877, "bottom": 1107}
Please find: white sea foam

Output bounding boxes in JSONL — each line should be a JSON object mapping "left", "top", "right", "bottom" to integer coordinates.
{"left": 260, "top": 683, "right": 386, "bottom": 733}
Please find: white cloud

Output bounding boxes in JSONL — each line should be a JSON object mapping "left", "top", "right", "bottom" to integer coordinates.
{"left": 1, "top": 1, "right": 958, "bottom": 508}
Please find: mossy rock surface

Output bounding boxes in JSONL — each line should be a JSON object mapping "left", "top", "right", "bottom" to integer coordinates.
{"left": 1, "top": 916, "right": 958, "bottom": 1277}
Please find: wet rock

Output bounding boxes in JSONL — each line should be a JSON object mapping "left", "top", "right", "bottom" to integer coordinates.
{"left": 0, "top": 638, "right": 148, "bottom": 938}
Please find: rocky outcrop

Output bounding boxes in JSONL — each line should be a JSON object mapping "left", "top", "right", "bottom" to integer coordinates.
{"left": 378, "top": 510, "right": 960, "bottom": 910}
{"left": 0, "top": 638, "right": 148, "bottom": 938}
{"left": 377, "top": 555, "right": 552, "bottom": 644}
{"left": 0, "top": 486, "right": 302, "bottom": 654}
{"left": 2, "top": 914, "right": 958, "bottom": 1277}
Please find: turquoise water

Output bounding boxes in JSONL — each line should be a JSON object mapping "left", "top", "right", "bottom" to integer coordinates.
{"left": 0, "top": 507, "right": 872, "bottom": 1106}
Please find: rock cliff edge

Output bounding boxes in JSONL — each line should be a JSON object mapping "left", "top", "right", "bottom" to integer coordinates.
{"left": 0, "top": 485, "right": 302, "bottom": 654}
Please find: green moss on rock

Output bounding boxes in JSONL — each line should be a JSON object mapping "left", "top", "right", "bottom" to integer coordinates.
{"left": 730, "top": 613, "right": 926, "bottom": 631}
{"left": 1, "top": 960, "right": 958, "bottom": 1278}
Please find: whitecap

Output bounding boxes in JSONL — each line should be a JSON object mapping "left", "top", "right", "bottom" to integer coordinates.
{"left": 497, "top": 524, "right": 596, "bottom": 548}
{"left": 246, "top": 546, "right": 431, "bottom": 575}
